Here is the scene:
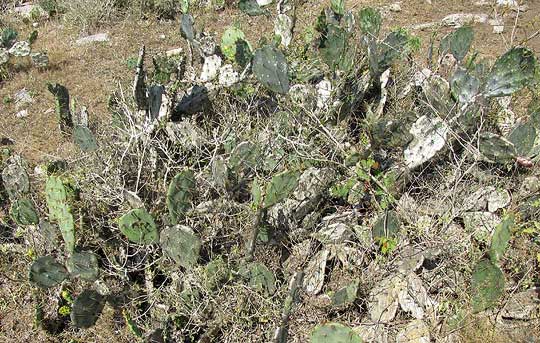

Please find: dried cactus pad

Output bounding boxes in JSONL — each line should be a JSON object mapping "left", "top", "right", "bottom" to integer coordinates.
{"left": 29, "top": 256, "right": 68, "bottom": 288}
{"left": 66, "top": 251, "right": 99, "bottom": 281}
{"left": 71, "top": 290, "right": 105, "bottom": 329}
{"left": 10, "top": 198, "right": 39, "bottom": 225}
{"left": 310, "top": 323, "right": 363, "bottom": 343}
{"left": 252, "top": 45, "right": 290, "bottom": 94}
{"left": 160, "top": 225, "right": 201, "bottom": 268}
{"left": 167, "top": 169, "right": 196, "bottom": 225}
{"left": 119, "top": 208, "right": 159, "bottom": 245}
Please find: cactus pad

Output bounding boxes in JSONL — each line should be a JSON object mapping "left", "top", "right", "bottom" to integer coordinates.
{"left": 252, "top": 45, "right": 290, "bottom": 94}
{"left": 118, "top": 208, "right": 159, "bottom": 245}
{"left": 10, "top": 198, "right": 39, "bottom": 225}
{"left": 167, "top": 169, "right": 196, "bottom": 224}
{"left": 45, "top": 176, "right": 76, "bottom": 253}
{"left": 70, "top": 290, "right": 105, "bottom": 328}
{"left": 160, "top": 225, "right": 201, "bottom": 268}
{"left": 73, "top": 125, "right": 98, "bottom": 152}
{"left": 471, "top": 259, "right": 505, "bottom": 313}
{"left": 310, "top": 323, "right": 362, "bottom": 343}
{"left": 29, "top": 256, "right": 68, "bottom": 288}
{"left": 439, "top": 26, "right": 474, "bottom": 62}
{"left": 66, "top": 251, "right": 100, "bottom": 281}
{"left": 263, "top": 170, "right": 300, "bottom": 208}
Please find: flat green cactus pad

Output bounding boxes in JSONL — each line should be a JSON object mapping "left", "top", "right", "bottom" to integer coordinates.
{"left": 118, "top": 208, "right": 159, "bottom": 245}
{"left": 160, "top": 225, "right": 201, "bottom": 268}
{"left": 252, "top": 45, "right": 290, "bottom": 94}
{"left": 10, "top": 198, "right": 39, "bottom": 225}
{"left": 70, "top": 290, "right": 105, "bottom": 328}
{"left": 29, "top": 256, "right": 68, "bottom": 288}
{"left": 66, "top": 251, "right": 100, "bottom": 281}
{"left": 310, "top": 323, "right": 363, "bottom": 343}
{"left": 167, "top": 169, "right": 196, "bottom": 225}
{"left": 471, "top": 259, "right": 505, "bottom": 313}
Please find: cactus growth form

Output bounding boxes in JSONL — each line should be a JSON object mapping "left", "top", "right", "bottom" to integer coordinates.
{"left": 252, "top": 45, "right": 290, "bottom": 94}
{"left": 310, "top": 323, "right": 362, "bottom": 343}
{"left": 263, "top": 170, "right": 300, "bottom": 209}
{"left": 66, "top": 252, "right": 99, "bottom": 281}
{"left": 484, "top": 47, "right": 538, "bottom": 98}
{"left": 167, "top": 169, "right": 196, "bottom": 224}
{"left": 29, "top": 256, "right": 68, "bottom": 288}
{"left": 118, "top": 208, "right": 159, "bottom": 245}
{"left": 489, "top": 215, "right": 514, "bottom": 263}
{"left": 160, "top": 225, "right": 201, "bottom": 268}
{"left": 471, "top": 259, "right": 505, "bottom": 313}
{"left": 508, "top": 123, "right": 536, "bottom": 157}
{"left": 47, "top": 83, "right": 73, "bottom": 133}
{"left": 45, "top": 176, "right": 76, "bottom": 253}
{"left": 10, "top": 198, "right": 39, "bottom": 225}
{"left": 70, "top": 290, "right": 105, "bottom": 328}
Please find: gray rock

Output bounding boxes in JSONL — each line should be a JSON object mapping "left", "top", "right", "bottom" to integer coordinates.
{"left": 200, "top": 55, "right": 222, "bottom": 82}
{"left": 8, "top": 41, "right": 31, "bottom": 57}
{"left": 14, "top": 89, "right": 32, "bottom": 109}
{"left": 502, "top": 288, "right": 539, "bottom": 320}
{"left": 75, "top": 33, "right": 110, "bottom": 45}
{"left": 218, "top": 64, "right": 240, "bottom": 87}
{"left": 396, "top": 320, "right": 431, "bottom": 343}
{"left": 302, "top": 249, "right": 329, "bottom": 295}
{"left": 441, "top": 13, "right": 489, "bottom": 27}
{"left": 354, "top": 324, "right": 389, "bottom": 343}
{"left": 368, "top": 275, "right": 403, "bottom": 322}
{"left": 404, "top": 115, "right": 449, "bottom": 169}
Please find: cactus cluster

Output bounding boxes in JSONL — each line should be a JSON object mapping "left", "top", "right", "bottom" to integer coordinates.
{"left": 0, "top": 27, "right": 48, "bottom": 70}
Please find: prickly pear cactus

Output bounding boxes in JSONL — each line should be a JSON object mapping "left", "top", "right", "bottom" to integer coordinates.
{"left": 263, "top": 170, "right": 300, "bottom": 209}
{"left": 167, "top": 169, "right": 196, "bottom": 225}
{"left": 45, "top": 176, "right": 76, "bottom": 253}
{"left": 252, "top": 45, "right": 290, "bottom": 94}
{"left": 320, "top": 24, "right": 348, "bottom": 71}
{"left": 180, "top": 14, "right": 195, "bottom": 42}
{"left": 2, "top": 156, "right": 29, "bottom": 199}
{"left": 73, "top": 125, "right": 98, "bottom": 152}
{"left": 29, "top": 256, "right": 68, "bottom": 288}
{"left": 359, "top": 7, "right": 382, "bottom": 38}
{"left": 489, "top": 214, "right": 514, "bottom": 263}
{"left": 66, "top": 252, "right": 99, "bottom": 281}
{"left": 47, "top": 83, "right": 73, "bottom": 133}
{"left": 239, "top": 262, "right": 276, "bottom": 296}
{"left": 8, "top": 41, "right": 31, "bottom": 57}
{"left": 330, "top": 0, "right": 345, "bottom": 16}
{"left": 229, "top": 141, "right": 260, "bottom": 172}
{"left": 508, "top": 123, "right": 536, "bottom": 157}
{"left": 70, "top": 290, "right": 105, "bottom": 329}
{"left": 239, "top": 0, "right": 265, "bottom": 16}
{"left": 10, "top": 198, "right": 39, "bottom": 225}
{"left": 221, "top": 27, "right": 249, "bottom": 61}
{"left": 484, "top": 47, "right": 538, "bottom": 98}
{"left": 372, "top": 210, "right": 401, "bottom": 239}
{"left": 160, "top": 225, "right": 201, "bottom": 268}
{"left": 310, "top": 323, "right": 363, "bottom": 343}
{"left": 439, "top": 26, "right": 474, "bottom": 62}
{"left": 118, "top": 208, "right": 159, "bottom": 245}
{"left": 479, "top": 132, "right": 517, "bottom": 163}
{"left": 450, "top": 68, "right": 480, "bottom": 104}
{"left": 471, "top": 259, "right": 505, "bottom": 313}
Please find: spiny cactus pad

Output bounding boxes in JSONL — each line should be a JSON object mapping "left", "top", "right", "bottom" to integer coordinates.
{"left": 221, "top": 27, "right": 248, "bottom": 61}
{"left": 252, "top": 45, "right": 290, "bottom": 94}
{"left": 359, "top": 7, "right": 382, "bottom": 37}
{"left": 310, "top": 323, "right": 363, "bottom": 343}
{"left": 66, "top": 251, "right": 100, "bottom": 281}
{"left": 167, "top": 169, "right": 196, "bottom": 224}
{"left": 508, "top": 123, "right": 536, "bottom": 157}
{"left": 241, "top": 262, "right": 276, "bottom": 296}
{"left": 471, "top": 259, "right": 505, "bottom": 313}
{"left": 372, "top": 210, "right": 401, "bottom": 239}
{"left": 70, "top": 290, "right": 105, "bottom": 328}
{"left": 484, "top": 47, "right": 538, "bottom": 98}
{"left": 45, "top": 176, "right": 75, "bottom": 253}
{"left": 450, "top": 68, "right": 480, "bottom": 104}
{"left": 489, "top": 214, "right": 514, "bottom": 264}
{"left": 119, "top": 208, "right": 159, "bottom": 244}
{"left": 263, "top": 170, "right": 300, "bottom": 209}
{"left": 73, "top": 125, "right": 98, "bottom": 152}
{"left": 479, "top": 133, "right": 517, "bottom": 163}
{"left": 160, "top": 225, "right": 201, "bottom": 268}
{"left": 439, "top": 26, "right": 474, "bottom": 62}
{"left": 29, "top": 256, "right": 68, "bottom": 288}
{"left": 10, "top": 198, "right": 39, "bottom": 225}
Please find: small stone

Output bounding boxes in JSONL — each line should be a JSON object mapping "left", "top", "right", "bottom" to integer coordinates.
{"left": 441, "top": 13, "right": 489, "bottom": 27}
{"left": 166, "top": 48, "right": 183, "bottom": 57}
{"left": 501, "top": 288, "right": 539, "bottom": 320}
{"left": 159, "top": 34, "right": 166, "bottom": 40}
{"left": 14, "top": 89, "right": 33, "bottom": 109}
{"left": 486, "top": 189, "right": 511, "bottom": 212}
{"left": 75, "top": 33, "right": 110, "bottom": 45}
{"left": 493, "top": 25, "right": 504, "bottom": 34}
{"left": 8, "top": 41, "right": 31, "bottom": 57}
{"left": 396, "top": 320, "right": 431, "bottom": 343}
{"left": 257, "top": 0, "right": 273, "bottom": 5}
{"left": 218, "top": 64, "right": 240, "bottom": 87}
{"left": 303, "top": 249, "right": 329, "bottom": 295}
{"left": 16, "top": 110, "right": 29, "bottom": 118}
{"left": 200, "top": 55, "right": 222, "bottom": 82}
{"left": 389, "top": 3, "right": 402, "bottom": 12}
{"left": 368, "top": 275, "right": 403, "bottom": 322}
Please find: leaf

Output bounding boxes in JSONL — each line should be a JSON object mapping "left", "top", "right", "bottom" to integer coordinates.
{"left": 450, "top": 67, "right": 480, "bottom": 104}
{"left": 118, "top": 208, "right": 159, "bottom": 245}
{"left": 508, "top": 123, "right": 536, "bottom": 157}
{"left": 253, "top": 45, "right": 290, "bottom": 94}
{"left": 310, "top": 323, "right": 363, "bottom": 343}
{"left": 10, "top": 198, "right": 39, "bottom": 225}
{"left": 471, "top": 259, "right": 505, "bottom": 313}
{"left": 180, "top": 14, "right": 195, "bottom": 42}
{"left": 71, "top": 290, "right": 105, "bottom": 329}
{"left": 239, "top": 0, "right": 266, "bottom": 16}
{"left": 29, "top": 256, "right": 68, "bottom": 288}
{"left": 66, "top": 252, "right": 99, "bottom": 281}
{"left": 484, "top": 47, "right": 538, "bottom": 98}
{"left": 160, "top": 225, "right": 201, "bottom": 268}
{"left": 479, "top": 132, "right": 517, "bottom": 163}
{"left": 439, "top": 26, "right": 474, "bottom": 62}
{"left": 359, "top": 7, "right": 382, "bottom": 38}
{"left": 263, "top": 170, "right": 300, "bottom": 208}
{"left": 166, "top": 169, "right": 196, "bottom": 224}
{"left": 73, "top": 125, "right": 98, "bottom": 152}
{"left": 489, "top": 214, "right": 514, "bottom": 263}
{"left": 229, "top": 141, "right": 260, "bottom": 171}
